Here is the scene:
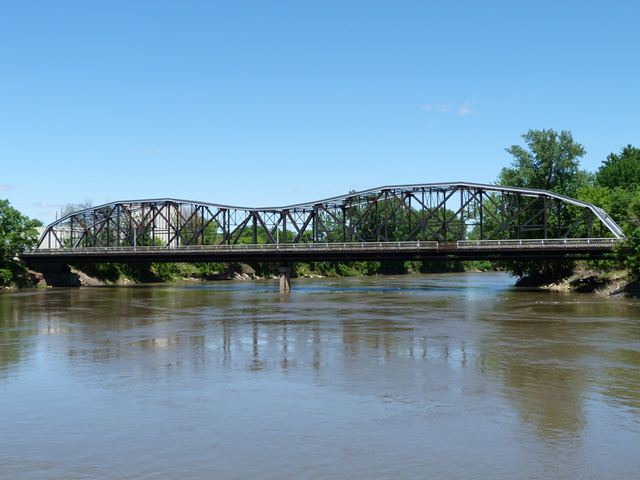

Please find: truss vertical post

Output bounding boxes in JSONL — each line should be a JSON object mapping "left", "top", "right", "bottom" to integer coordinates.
{"left": 479, "top": 191, "right": 484, "bottom": 240}
{"left": 383, "top": 191, "right": 388, "bottom": 241}
{"left": 224, "top": 209, "right": 230, "bottom": 245}
{"left": 200, "top": 206, "right": 205, "bottom": 245}
{"left": 282, "top": 211, "right": 287, "bottom": 244}
{"left": 252, "top": 212, "right": 257, "bottom": 244}
{"left": 312, "top": 208, "right": 317, "bottom": 243}
{"left": 115, "top": 206, "right": 120, "bottom": 247}
{"left": 515, "top": 193, "right": 522, "bottom": 239}
{"left": 543, "top": 198, "right": 548, "bottom": 239}
{"left": 151, "top": 205, "right": 156, "bottom": 245}
{"left": 407, "top": 194, "right": 412, "bottom": 239}
{"left": 442, "top": 191, "right": 448, "bottom": 241}
{"left": 141, "top": 203, "right": 146, "bottom": 246}
{"left": 460, "top": 187, "right": 465, "bottom": 240}
{"left": 374, "top": 199, "right": 380, "bottom": 241}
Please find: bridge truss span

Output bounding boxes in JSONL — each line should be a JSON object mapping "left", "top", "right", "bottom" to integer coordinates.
{"left": 34, "top": 182, "right": 624, "bottom": 252}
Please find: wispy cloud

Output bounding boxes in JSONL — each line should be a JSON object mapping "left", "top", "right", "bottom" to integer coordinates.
{"left": 32, "top": 201, "right": 66, "bottom": 221}
{"left": 32, "top": 201, "right": 64, "bottom": 209}
{"left": 0, "top": 184, "right": 14, "bottom": 192}
{"left": 457, "top": 101, "right": 479, "bottom": 116}
{"left": 420, "top": 103, "right": 452, "bottom": 113}
{"left": 421, "top": 100, "right": 480, "bottom": 116}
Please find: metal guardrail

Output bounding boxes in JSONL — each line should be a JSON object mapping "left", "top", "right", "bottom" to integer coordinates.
{"left": 456, "top": 238, "right": 619, "bottom": 249}
{"left": 29, "top": 241, "right": 440, "bottom": 255}
{"left": 26, "top": 238, "right": 619, "bottom": 256}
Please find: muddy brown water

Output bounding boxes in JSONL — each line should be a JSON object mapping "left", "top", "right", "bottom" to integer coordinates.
{"left": 1, "top": 273, "right": 639, "bottom": 479}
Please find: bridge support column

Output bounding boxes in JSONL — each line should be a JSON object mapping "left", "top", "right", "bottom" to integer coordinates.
{"left": 279, "top": 266, "right": 291, "bottom": 294}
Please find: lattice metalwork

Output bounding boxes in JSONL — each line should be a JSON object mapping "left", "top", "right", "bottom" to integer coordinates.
{"left": 35, "top": 182, "right": 624, "bottom": 250}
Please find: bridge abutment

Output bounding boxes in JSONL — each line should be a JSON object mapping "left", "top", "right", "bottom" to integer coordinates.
{"left": 279, "top": 266, "right": 291, "bottom": 294}
{"left": 26, "top": 262, "right": 80, "bottom": 287}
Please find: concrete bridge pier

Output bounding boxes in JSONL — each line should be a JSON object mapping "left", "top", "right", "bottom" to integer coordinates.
{"left": 279, "top": 266, "right": 291, "bottom": 294}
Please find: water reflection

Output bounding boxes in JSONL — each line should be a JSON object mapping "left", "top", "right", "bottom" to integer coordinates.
{"left": 1, "top": 274, "right": 639, "bottom": 479}
{"left": 603, "top": 349, "right": 640, "bottom": 410}
{"left": 0, "top": 293, "right": 38, "bottom": 376}
{"left": 478, "top": 295, "right": 640, "bottom": 439}
{"left": 481, "top": 318, "right": 580, "bottom": 437}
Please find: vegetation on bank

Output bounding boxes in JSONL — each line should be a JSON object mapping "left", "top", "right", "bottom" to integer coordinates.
{"left": 0, "top": 200, "right": 41, "bottom": 287}
{"left": 1, "top": 129, "right": 639, "bottom": 292}
{"left": 580, "top": 145, "right": 640, "bottom": 280}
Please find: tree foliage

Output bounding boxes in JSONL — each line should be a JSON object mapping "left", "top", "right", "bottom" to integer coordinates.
{"left": 578, "top": 145, "right": 640, "bottom": 281}
{"left": 0, "top": 199, "right": 42, "bottom": 286}
{"left": 0, "top": 200, "right": 42, "bottom": 260}
{"left": 499, "top": 129, "right": 589, "bottom": 196}
{"left": 577, "top": 185, "right": 639, "bottom": 227}
{"left": 596, "top": 145, "right": 640, "bottom": 191}
{"left": 613, "top": 191, "right": 640, "bottom": 280}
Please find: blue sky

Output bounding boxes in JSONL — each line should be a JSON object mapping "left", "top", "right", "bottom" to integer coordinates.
{"left": 1, "top": 1, "right": 639, "bottom": 224}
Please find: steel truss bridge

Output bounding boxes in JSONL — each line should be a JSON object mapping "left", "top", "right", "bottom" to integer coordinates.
{"left": 24, "top": 182, "right": 623, "bottom": 266}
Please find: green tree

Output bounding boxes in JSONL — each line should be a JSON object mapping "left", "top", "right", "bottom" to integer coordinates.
{"left": 499, "top": 129, "right": 589, "bottom": 196}
{"left": 578, "top": 185, "right": 638, "bottom": 228}
{"left": 596, "top": 145, "right": 640, "bottom": 190}
{"left": 497, "top": 129, "right": 588, "bottom": 282}
{"left": 580, "top": 145, "right": 640, "bottom": 281}
{"left": 0, "top": 200, "right": 42, "bottom": 286}
{"left": 615, "top": 195, "right": 640, "bottom": 280}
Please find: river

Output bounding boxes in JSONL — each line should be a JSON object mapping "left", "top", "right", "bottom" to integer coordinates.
{"left": 1, "top": 272, "right": 639, "bottom": 479}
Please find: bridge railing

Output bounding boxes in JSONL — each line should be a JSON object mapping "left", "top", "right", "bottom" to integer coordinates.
{"left": 456, "top": 238, "right": 618, "bottom": 249}
{"left": 27, "top": 238, "right": 619, "bottom": 256}
{"left": 29, "top": 241, "right": 441, "bottom": 255}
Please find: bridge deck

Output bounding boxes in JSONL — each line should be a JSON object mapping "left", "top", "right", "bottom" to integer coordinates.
{"left": 23, "top": 238, "right": 619, "bottom": 263}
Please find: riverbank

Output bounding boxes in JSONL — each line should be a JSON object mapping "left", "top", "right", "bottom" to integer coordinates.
{"left": 18, "top": 260, "right": 488, "bottom": 288}
{"left": 59, "top": 260, "right": 474, "bottom": 285}
{"left": 70, "top": 263, "right": 295, "bottom": 286}
{"left": 11, "top": 260, "right": 638, "bottom": 298}
{"left": 516, "top": 263, "right": 640, "bottom": 297}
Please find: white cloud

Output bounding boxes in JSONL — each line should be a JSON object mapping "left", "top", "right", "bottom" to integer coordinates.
{"left": 32, "top": 201, "right": 64, "bottom": 209}
{"left": 457, "top": 101, "right": 479, "bottom": 116}
{"left": 421, "top": 100, "right": 480, "bottom": 116}
{"left": 421, "top": 103, "right": 452, "bottom": 113}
